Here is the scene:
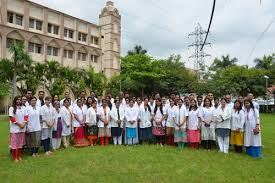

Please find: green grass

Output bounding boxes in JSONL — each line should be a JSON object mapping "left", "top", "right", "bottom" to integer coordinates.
{"left": 0, "top": 114, "right": 275, "bottom": 183}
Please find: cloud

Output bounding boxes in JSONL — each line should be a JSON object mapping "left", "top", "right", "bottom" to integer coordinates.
{"left": 31, "top": 0, "right": 275, "bottom": 69}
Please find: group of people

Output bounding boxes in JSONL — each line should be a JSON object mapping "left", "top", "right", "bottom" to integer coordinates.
{"left": 8, "top": 90, "right": 262, "bottom": 162}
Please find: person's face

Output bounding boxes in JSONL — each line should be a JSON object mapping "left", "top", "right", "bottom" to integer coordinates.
{"left": 190, "top": 100, "right": 196, "bottom": 107}
{"left": 77, "top": 100, "right": 82, "bottom": 107}
{"left": 88, "top": 98, "right": 93, "bottom": 105}
{"left": 137, "top": 98, "right": 142, "bottom": 105}
{"left": 54, "top": 102, "right": 60, "bottom": 110}
{"left": 92, "top": 101, "right": 97, "bottom": 108}
{"left": 21, "top": 97, "right": 27, "bottom": 104}
{"left": 64, "top": 100, "right": 69, "bottom": 107}
{"left": 31, "top": 98, "right": 37, "bottom": 106}
{"left": 132, "top": 97, "right": 136, "bottom": 102}
{"left": 106, "top": 97, "right": 110, "bottom": 102}
{"left": 126, "top": 98, "right": 129, "bottom": 104}
{"left": 125, "top": 94, "right": 129, "bottom": 98}
{"left": 161, "top": 98, "right": 166, "bottom": 104}
{"left": 184, "top": 98, "right": 189, "bottom": 105}
{"left": 102, "top": 100, "right": 107, "bottom": 107}
{"left": 234, "top": 102, "right": 240, "bottom": 109}
{"left": 169, "top": 99, "right": 174, "bottom": 106}
{"left": 214, "top": 99, "right": 219, "bottom": 106}
{"left": 189, "top": 95, "right": 195, "bottom": 101}
{"left": 16, "top": 98, "right": 22, "bottom": 106}
{"left": 156, "top": 100, "right": 161, "bottom": 106}
{"left": 27, "top": 91, "right": 32, "bottom": 98}
{"left": 198, "top": 98, "right": 203, "bottom": 105}
{"left": 248, "top": 94, "right": 253, "bottom": 100}
{"left": 205, "top": 99, "right": 210, "bottom": 107}
{"left": 81, "top": 92, "right": 86, "bottom": 98}
{"left": 54, "top": 95, "right": 59, "bottom": 101}
{"left": 144, "top": 99, "right": 149, "bottom": 106}
{"left": 170, "top": 94, "right": 175, "bottom": 100}
{"left": 119, "top": 92, "right": 124, "bottom": 98}
{"left": 208, "top": 93, "right": 213, "bottom": 100}
{"left": 90, "top": 92, "right": 95, "bottom": 97}
{"left": 45, "top": 99, "right": 51, "bottom": 106}
{"left": 178, "top": 100, "right": 183, "bottom": 107}
{"left": 116, "top": 96, "right": 120, "bottom": 101}
{"left": 238, "top": 96, "right": 244, "bottom": 103}
{"left": 149, "top": 98, "right": 154, "bottom": 103}
{"left": 129, "top": 100, "right": 134, "bottom": 107}
{"left": 221, "top": 100, "right": 226, "bottom": 108}
{"left": 245, "top": 101, "right": 251, "bottom": 109}
{"left": 225, "top": 95, "right": 231, "bottom": 103}
{"left": 65, "top": 92, "right": 70, "bottom": 99}
{"left": 115, "top": 101, "right": 120, "bottom": 108}
{"left": 155, "top": 94, "right": 160, "bottom": 99}
{"left": 175, "top": 95, "right": 180, "bottom": 101}
{"left": 38, "top": 92, "right": 44, "bottom": 99}
{"left": 98, "top": 96, "right": 102, "bottom": 100}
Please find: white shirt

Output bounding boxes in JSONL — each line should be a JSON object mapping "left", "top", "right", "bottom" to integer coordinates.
{"left": 53, "top": 109, "right": 61, "bottom": 131}
{"left": 125, "top": 106, "right": 139, "bottom": 128}
{"left": 9, "top": 106, "right": 27, "bottom": 133}
{"left": 97, "top": 106, "right": 111, "bottom": 128}
{"left": 201, "top": 107, "right": 216, "bottom": 129}
{"left": 166, "top": 105, "right": 177, "bottom": 127}
{"left": 110, "top": 106, "right": 125, "bottom": 128}
{"left": 60, "top": 98, "right": 73, "bottom": 107}
{"left": 138, "top": 106, "right": 152, "bottom": 128}
{"left": 148, "top": 102, "right": 155, "bottom": 111}
{"left": 215, "top": 106, "right": 232, "bottom": 129}
{"left": 153, "top": 106, "right": 166, "bottom": 127}
{"left": 26, "top": 106, "right": 41, "bottom": 132}
{"left": 187, "top": 109, "right": 200, "bottom": 130}
{"left": 36, "top": 99, "right": 44, "bottom": 108}
{"left": 174, "top": 105, "right": 188, "bottom": 130}
{"left": 60, "top": 106, "right": 72, "bottom": 136}
{"left": 244, "top": 108, "right": 261, "bottom": 146}
{"left": 86, "top": 107, "right": 98, "bottom": 126}
{"left": 72, "top": 105, "right": 86, "bottom": 128}
{"left": 231, "top": 109, "right": 245, "bottom": 131}
{"left": 40, "top": 105, "right": 55, "bottom": 129}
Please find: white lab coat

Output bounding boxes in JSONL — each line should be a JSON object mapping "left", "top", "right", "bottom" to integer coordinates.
{"left": 110, "top": 106, "right": 125, "bottom": 128}
{"left": 60, "top": 106, "right": 72, "bottom": 136}
{"left": 244, "top": 108, "right": 261, "bottom": 147}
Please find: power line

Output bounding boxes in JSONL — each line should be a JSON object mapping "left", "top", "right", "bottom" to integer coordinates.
{"left": 246, "top": 16, "right": 275, "bottom": 63}
{"left": 201, "top": 0, "right": 216, "bottom": 51}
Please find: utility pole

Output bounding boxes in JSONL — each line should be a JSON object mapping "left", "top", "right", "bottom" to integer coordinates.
{"left": 188, "top": 23, "right": 211, "bottom": 80}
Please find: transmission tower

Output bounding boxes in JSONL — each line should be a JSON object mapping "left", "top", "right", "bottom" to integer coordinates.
{"left": 188, "top": 23, "right": 211, "bottom": 80}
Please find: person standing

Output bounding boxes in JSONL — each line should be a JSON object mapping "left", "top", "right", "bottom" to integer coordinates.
{"left": 215, "top": 98, "right": 232, "bottom": 154}
{"left": 60, "top": 99, "right": 72, "bottom": 148}
{"left": 166, "top": 99, "right": 177, "bottom": 146}
{"left": 138, "top": 98, "right": 153, "bottom": 144}
{"left": 36, "top": 91, "right": 45, "bottom": 107}
{"left": 230, "top": 100, "right": 245, "bottom": 153}
{"left": 52, "top": 101, "right": 62, "bottom": 150}
{"left": 152, "top": 98, "right": 166, "bottom": 147}
{"left": 174, "top": 99, "right": 188, "bottom": 148}
{"left": 200, "top": 98, "right": 216, "bottom": 151}
{"left": 187, "top": 99, "right": 201, "bottom": 149}
{"left": 9, "top": 96, "right": 28, "bottom": 162}
{"left": 125, "top": 99, "right": 139, "bottom": 145}
{"left": 40, "top": 96, "right": 55, "bottom": 156}
{"left": 244, "top": 99, "right": 262, "bottom": 158}
{"left": 72, "top": 99, "right": 89, "bottom": 147}
{"left": 97, "top": 99, "right": 111, "bottom": 146}
{"left": 85, "top": 99, "right": 98, "bottom": 146}
{"left": 26, "top": 97, "right": 41, "bottom": 157}
{"left": 110, "top": 100, "right": 125, "bottom": 145}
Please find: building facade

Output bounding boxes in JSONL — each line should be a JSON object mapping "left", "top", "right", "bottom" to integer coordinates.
{"left": 0, "top": 0, "right": 121, "bottom": 78}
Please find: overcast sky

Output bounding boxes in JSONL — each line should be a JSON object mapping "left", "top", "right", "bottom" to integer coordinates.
{"left": 31, "top": 0, "right": 275, "bottom": 69}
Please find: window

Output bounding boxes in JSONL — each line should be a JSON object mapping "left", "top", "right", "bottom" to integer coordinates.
{"left": 91, "top": 36, "right": 99, "bottom": 45}
{"left": 91, "top": 55, "right": 98, "bottom": 63}
{"left": 29, "top": 19, "right": 42, "bottom": 31}
{"left": 48, "top": 23, "right": 59, "bottom": 35}
{"left": 64, "top": 49, "right": 74, "bottom": 59}
{"left": 78, "top": 52, "right": 87, "bottom": 61}
{"left": 28, "top": 42, "right": 43, "bottom": 54}
{"left": 78, "top": 32, "right": 87, "bottom": 42}
{"left": 47, "top": 46, "right": 59, "bottom": 56}
{"left": 15, "top": 14, "right": 23, "bottom": 26}
{"left": 7, "top": 12, "right": 23, "bottom": 26}
{"left": 6, "top": 38, "right": 23, "bottom": 48}
{"left": 64, "top": 28, "right": 74, "bottom": 39}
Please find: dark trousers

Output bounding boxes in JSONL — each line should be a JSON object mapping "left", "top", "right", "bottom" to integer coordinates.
{"left": 31, "top": 147, "right": 39, "bottom": 154}
{"left": 234, "top": 145, "right": 243, "bottom": 153}
{"left": 202, "top": 140, "right": 215, "bottom": 150}
{"left": 42, "top": 138, "right": 50, "bottom": 152}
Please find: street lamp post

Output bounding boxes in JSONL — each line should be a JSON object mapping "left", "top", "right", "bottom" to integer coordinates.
{"left": 264, "top": 75, "right": 269, "bottom": 112}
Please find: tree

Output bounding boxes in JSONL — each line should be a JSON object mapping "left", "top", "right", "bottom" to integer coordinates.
{"left": 127, "top": 45, "right": 147, "bottom": 55}
{"left": 254, "top": 54, "right": 275, "bottom": 69}
{"left": 209, "top": 54, "right": 238, "bottom": 71}
{"left": 9, "top": 41, "right": 32, "bottom": 98}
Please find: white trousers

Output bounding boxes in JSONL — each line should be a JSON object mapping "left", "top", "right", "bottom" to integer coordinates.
{"left": 52, "top": 138, "right": 61, "bottom": 150}
{"left": 62, "top": 136, "right": 70, "bottom": 148}
{"left": 113, "top": 135, "right": 122, "bottom": 145}
{"left": 217, "top": 136, "right": 230, "bottom": 153}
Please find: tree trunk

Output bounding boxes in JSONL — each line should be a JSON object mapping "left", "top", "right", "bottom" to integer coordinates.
{"left": 12, "top": 72, "right": 17, "bottom": 99}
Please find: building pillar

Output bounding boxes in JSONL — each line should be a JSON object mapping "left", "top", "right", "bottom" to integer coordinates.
{"left": 1, "top": 34, "right": 6, "bottom": 58}
{"left": 43, "top": 43, "right": 47, "bottom": 61}
{"left": 60, "top": 47, "right": 64, "bottom": 66}
{"left": 60, "top": 14, "right": 64, "bottom": 39}
{"left": 23, "top": 1, "right": 30, "bottom": 31}
{"left": 0, "top": 0, "right": 7, "bottom": 25}
{"left": 43, "top": 8, "right": 48, "bottom": 35}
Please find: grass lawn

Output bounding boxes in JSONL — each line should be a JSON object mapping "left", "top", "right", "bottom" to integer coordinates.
{"left": 0, "top": 114, "right": 274, "bottom": 183}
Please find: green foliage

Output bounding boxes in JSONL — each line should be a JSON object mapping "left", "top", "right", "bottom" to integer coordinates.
{"left": 209, "top": 54, "right": 238, "bottom": 71}
{"left": 0, "top": 82, "right": 11, "bottom": 98}
{"left": 49, "top": 78, "right": 66, "bottom": 96}
{"left": 127, "top": 45, "right": 147, "bottom": 55}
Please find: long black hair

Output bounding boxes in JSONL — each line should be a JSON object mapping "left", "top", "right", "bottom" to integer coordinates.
{"left": 244, "top": 99, "right": 254, "bottom": 110}
{"left": 234, "top": 100, "right": 242, "bottom": 114}
{"left": 203, "top": 97, "right": 212, "bottom": 107}
{"left": 12, "top": 96, "right": 21, "bottom": 114}
{"left": 189, "top": 99, "right": 198, "bottom": 111}
{"left": 154, "top": 98, "right": 163, "bottom": 115}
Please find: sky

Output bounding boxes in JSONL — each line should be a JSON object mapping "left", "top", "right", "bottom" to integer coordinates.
{"left": 31, "top": 0, "right": 275, "bottom": 69}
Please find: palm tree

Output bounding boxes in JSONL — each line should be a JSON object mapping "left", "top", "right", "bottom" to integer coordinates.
{"left": 9, "top": 41, "right": 32, "bottom": 98}
{"left": 210, "top": 54, "right": 237, "bottom": 71}
{"left": 127, "top": 45, "right": 147, "bottom": 55}
{"left": 254, "top": 54, "right": 275, "bottom": 69}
